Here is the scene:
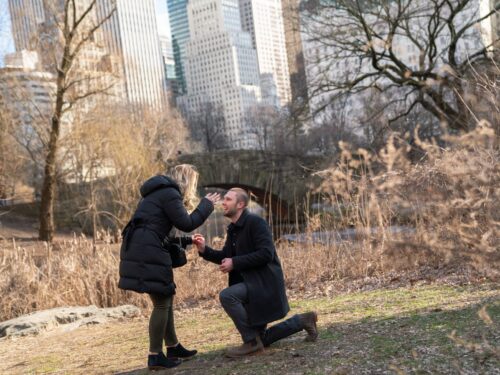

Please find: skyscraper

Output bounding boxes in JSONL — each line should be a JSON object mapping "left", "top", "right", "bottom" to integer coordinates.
{"left": 9, "top": 0, "right": 107, "bottom": 52}
{"left": 8, "top": 0, "right": 45, "bottom": 51}
{"left": 239, "top": 0, "right": 291, "bottom": 107}
{"left": 179, "top": 0, "right": 262, "bottom": 150}
{"left": 166, "top": 0, "right": 190, "bottom": 95}
{"left": 159, "top": 35, "right": 179, "bottom": 99}
{"left": 9, "top": 0, "right": 165, "bottom": 110}
{"left": 8, "top": 0, "right": 122, "bottom": 112}
{"left": 0, "top": 51, "right": 56, "bottom": 188}
{"left": 492, "top": 0, "right": 500, "bottom": 43}
{"left": 97, "top": 0, "right": 167, "bottom": 110}
{"left": 281, "top": 0, "right": 308, "bottom": 103}
{"left": 159, "top": 36, "right": 176, "bottom": 81}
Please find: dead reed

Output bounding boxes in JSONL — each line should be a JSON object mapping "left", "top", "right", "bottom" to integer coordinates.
{"left": 0, "top": 237, "right": 359, "bottom": 321}
{"left": 315, "top": 121, "right": 499, "bottom": 278}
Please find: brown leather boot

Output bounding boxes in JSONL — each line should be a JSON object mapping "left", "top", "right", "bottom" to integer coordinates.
{"left": 299, "top": 311, "right": 318, "bottom": 342}
{"left": 224, "top": 336, "right": 264, "bottom": 358}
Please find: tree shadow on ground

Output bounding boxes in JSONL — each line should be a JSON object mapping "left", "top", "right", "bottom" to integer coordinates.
{"left": 115, "top": 298, "right": 499, "bottom": 375}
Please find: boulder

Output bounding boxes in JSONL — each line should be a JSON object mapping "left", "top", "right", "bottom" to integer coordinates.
{"left": 0, "top": 305, "right": 140, "bottom": 338}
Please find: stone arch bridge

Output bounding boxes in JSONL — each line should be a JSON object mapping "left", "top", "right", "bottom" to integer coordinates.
{"left": 178, "top": 150, "right": 331, "bottom": 227}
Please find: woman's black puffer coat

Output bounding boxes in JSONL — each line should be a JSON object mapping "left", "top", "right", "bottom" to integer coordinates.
{"left": 118, "top": 175, "right": 214, "bottom": 296}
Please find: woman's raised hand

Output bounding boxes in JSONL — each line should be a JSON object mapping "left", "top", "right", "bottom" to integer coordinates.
{"left": 204, "top": 192, "right": 221, "bottom": 205}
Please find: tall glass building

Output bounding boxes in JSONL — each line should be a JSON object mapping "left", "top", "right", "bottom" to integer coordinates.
{"left": 8, "top": 0, "right": 47, "bottom": 51}
{"left": 166, "top": 0, "right": 190, "bottom": 95}
{"left": 97, "top": 0, "right": 167, "bottom": 110}
{"left": 179, "top": 0, "right": 262, "bottom": 150}
{"left": 239, "top": 0, "right": 291, "bottom": 107}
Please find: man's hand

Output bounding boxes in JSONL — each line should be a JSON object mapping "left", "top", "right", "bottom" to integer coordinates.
{"left": 220, "top": 258, "right": 234, "bottom": 273}
{"left": 192, "top": 234, "right": 206, "bottom": 254}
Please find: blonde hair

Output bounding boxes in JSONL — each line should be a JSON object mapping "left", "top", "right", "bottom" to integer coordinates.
{"left": 168, "top": 164, "right": 199, "bottom": 211}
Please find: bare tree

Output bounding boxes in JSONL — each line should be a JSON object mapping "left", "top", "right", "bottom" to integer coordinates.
{"left": 349, "top": 87, "right": 437, "bottom": 154}
{"left": 0, "top": 106, "right": 32, "bottom": 203}
{"left": 0, "top": 110, "right": 23, "bottom": 200}
{"left": 59, "top": 103, "right": 191, "bottom": 237}
{"left": 301, "top": 0, "right": 500, "bottom": 133}
{"left": 273, "top": 101, "right": 310, "bottom": 155}
{"left": 0, "top": 112, "right": 7, "bottom": 199}
{"left": 183, "top": 101, "right": 228, "bottom": 152}
{"left": 35, "top": 0, "right": 117, "bottom": 242}
{"left": 305, "top": 95, "right": 362, "bottom": 155}
{"left": 1, "top": 69, "right": 55, "bottom": 200}
{"left": 245, "top": 105, "right": 281, "bottom": 151}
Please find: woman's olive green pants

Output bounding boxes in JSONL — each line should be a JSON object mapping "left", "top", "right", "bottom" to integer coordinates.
{"left": 148, "top": 294, "right": 178, "bottom": 353}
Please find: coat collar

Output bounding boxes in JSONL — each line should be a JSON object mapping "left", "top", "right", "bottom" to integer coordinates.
{"left": 229, "top": 209, "right": 250, "bottom": 230}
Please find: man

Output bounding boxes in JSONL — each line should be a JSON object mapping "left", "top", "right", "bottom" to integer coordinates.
{"left": 193, "top": 188, "right": 318, "bottom": 357}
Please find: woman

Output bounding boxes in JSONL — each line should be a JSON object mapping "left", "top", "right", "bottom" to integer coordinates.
{"left": 118, "top": 165, "right": 219, "bottom": 370}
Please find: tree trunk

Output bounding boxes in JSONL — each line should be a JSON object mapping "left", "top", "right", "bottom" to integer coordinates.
{"left": 0, "top": 116, "right": 7, "bottom": 199}
{"left": 90, "top": 170, "right": 98, "bottom": 254}
{"left": 451, "top": 83, "right": 470, "bottom": 132}
{"left": 38, "top": 115, "right": 61, "bottom": 242}
{"left": 0, "top": 149, "right": 5, "bottom": 199}
{"left": 36, "top": 0, "right": 116, "bottom": 241}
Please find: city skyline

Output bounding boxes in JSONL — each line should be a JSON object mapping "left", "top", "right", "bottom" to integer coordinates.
{"left": 1, "top": 0, "right": 297, "bottom": 152}
{"left": 0, "top": 0, "right": 170, "bottom": 66}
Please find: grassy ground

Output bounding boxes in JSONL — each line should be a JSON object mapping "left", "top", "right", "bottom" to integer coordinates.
{"left": 0, "top": 283, "right": 498, "bottom": 374}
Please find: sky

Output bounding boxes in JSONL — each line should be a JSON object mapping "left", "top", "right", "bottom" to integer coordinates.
{"left": 0, "top": 0, "right": 171, "bottom": 66}
{"left": 156, "top": 0, "right": 171, "bottom": 37}
{"left": 0, "top": 0, "right": 15, "bottom": 64}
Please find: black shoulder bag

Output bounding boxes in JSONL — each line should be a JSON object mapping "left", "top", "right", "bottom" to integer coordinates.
{"left": 162, "top": 237, "right": 187, "bottom": 268}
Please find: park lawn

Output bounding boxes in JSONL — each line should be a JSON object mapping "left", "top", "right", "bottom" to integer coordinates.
{"left": 0, "top": 283, "right": 498, "bottom": 374}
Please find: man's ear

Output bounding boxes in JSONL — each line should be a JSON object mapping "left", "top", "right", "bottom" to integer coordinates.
{"left": 237, "top": 201, "right": 245, "bottom": 209}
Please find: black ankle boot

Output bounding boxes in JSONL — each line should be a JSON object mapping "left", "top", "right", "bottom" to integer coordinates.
{"left": 167, "top": 343, "right": 198, "bottom": 358}
{"left": 148, "top": 352, "right": 181, "bottom": 370}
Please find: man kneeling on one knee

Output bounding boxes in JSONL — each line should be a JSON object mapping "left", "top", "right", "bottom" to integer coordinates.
{"left": 193, "top": 188, "right": 318, "bottom": 357}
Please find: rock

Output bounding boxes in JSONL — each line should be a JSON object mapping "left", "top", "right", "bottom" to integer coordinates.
{"left": 0, "top": 305, "right": 140, "bottom": 338}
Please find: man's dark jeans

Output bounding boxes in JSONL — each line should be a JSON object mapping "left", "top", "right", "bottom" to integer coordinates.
{"left": 219, "top": 282, "right": 303, "bottom": 346}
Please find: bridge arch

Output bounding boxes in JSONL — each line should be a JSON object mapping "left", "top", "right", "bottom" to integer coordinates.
{"left": 177, "top": 150, "right": 329, "bottom": 225}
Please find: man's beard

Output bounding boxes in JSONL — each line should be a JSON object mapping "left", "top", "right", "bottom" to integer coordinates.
{"left": 223, "top": 206, "right": 238, "bottom": 218}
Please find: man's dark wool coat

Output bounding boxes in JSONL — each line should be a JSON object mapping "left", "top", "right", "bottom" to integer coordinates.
{"left": 118, "top": 175, "right": 213, "bottom": 296}
{"left": 201, "top": 209, "right": 290, "bottom": 326}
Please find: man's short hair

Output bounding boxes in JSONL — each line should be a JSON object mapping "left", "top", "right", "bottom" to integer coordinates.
{"left": 229, "top": 188, "right": 249, "bottom": 207}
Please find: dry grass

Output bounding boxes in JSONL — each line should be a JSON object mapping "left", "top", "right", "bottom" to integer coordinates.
{"left": 0, "top": 237, "right": 382, "bottom": 322}
{"left": 0, "top": 237, "right": 133, "bottom": 322}
{"left": 314, "top": 121, "right": 499, "bottom": 279}
{"left": 0, "top": 123, "right": 498, "bottom": 322}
